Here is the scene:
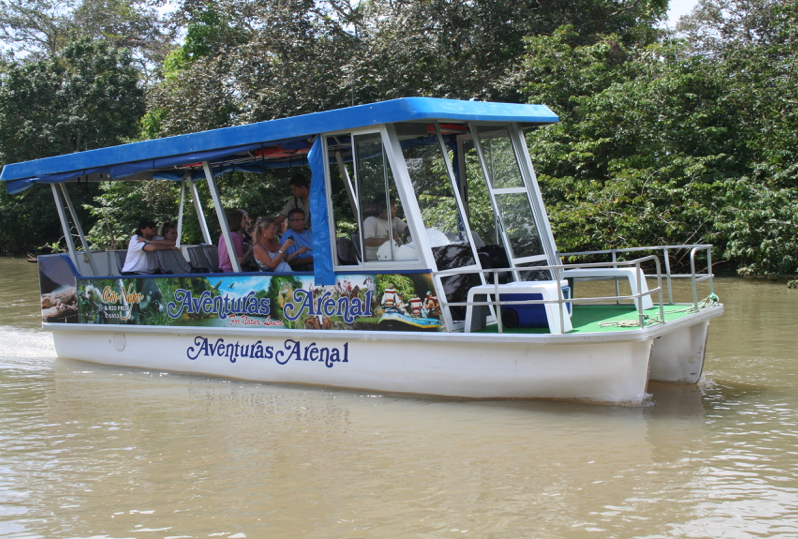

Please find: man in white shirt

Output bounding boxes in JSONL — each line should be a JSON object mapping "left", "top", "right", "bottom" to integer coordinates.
{"left": 122, "top": 218, "right": 178, "bottom": 274}
{"left": 363, "top": 203, "right": 409, "bottom": 261}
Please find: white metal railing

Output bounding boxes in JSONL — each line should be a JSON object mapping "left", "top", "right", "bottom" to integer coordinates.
{"left": 435, "top": 244, "right": 716, "bottom": 333}
{"left": 560, "top": 244, "right": 715, "bottom": 309}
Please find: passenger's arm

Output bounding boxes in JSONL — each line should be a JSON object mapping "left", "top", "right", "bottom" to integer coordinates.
{"left": 142, "top": 241, "right": 178, "bottom": 251}
{"left": 232, "top": 234, "right": 250, "bottom": 265}
{"left": 363, "top": 218, "right": 390, "bottom": 246}
{"left": 364, "top": 236, "right": 389, "bottom": 246}
{"left": 287, "top": 248, "right": 312, "bottom": 266}
{"left": 254, "top": 242, "right": 290, "bottom": 270}
{"left": 143, "top": 239, "right": 176, "bottom": 248}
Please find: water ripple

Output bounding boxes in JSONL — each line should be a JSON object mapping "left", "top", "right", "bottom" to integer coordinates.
{"left": 0, "top": 264, "right": 797, "bottom": 538}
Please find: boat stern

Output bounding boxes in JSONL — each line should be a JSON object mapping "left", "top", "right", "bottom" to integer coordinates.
{"left": 648, "top": 304, "right": 723, "bottom": 384}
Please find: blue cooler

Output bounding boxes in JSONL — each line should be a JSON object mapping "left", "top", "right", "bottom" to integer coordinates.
{"left": 500, "top": 286, "right": 571, "bottom": 328}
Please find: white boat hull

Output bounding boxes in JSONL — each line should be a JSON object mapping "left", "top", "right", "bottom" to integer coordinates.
{"left": 47, "top": 307, "right": 720, "bottom": 405}
{"left": 648, "top": 320, "right": 710, "bottom": 384}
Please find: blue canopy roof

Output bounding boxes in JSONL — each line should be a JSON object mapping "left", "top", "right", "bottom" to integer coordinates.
{"left": 1, "top": 97, "right": 558, "bottom": 194}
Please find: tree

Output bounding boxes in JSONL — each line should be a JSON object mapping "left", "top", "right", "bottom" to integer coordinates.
{"left": 144, "top": 0, "right": 359, "bottom": 137}
{"left": 515, "top": 6, "right": 798, "bottom": 275}
{"left": 0, "top": 37, "right": 145, "bottom": 160}
{"left": 350, "top": 0, "right": 667, "bottom": 105}
{"left": 145, "top": 0, "right": 670, "bottom": 140}
{"left": 675, "top": 0, "right": 784, "bottom": 56}
{"left": 0, "top": 0, "right": 67, "bottom": 58}
{"left": 0, "top": 0, "right": 172, "bottom": 76}
{"left": 0, "top": 38, "right": 146, "bottom": 254}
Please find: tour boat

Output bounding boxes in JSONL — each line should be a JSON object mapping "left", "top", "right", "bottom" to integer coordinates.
{"left": 1, "top": 98, "right": 724, "bottom": 404}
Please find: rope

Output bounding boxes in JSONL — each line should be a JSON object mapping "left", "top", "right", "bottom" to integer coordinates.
{"left": 599, "top": 294, "right": 719, "bottom": 328}
{"left": 599, "top": 315, "right": 660, "bottom": 328}
{"left": 698, "top": 293, "right": 720, "bottom": 309}
{"left": 662, "top": 293, "right": 720, "bottom": 315}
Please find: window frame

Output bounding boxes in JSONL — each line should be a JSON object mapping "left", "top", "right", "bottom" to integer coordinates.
{"left": 323, "top": 125, "right": 430, "bottom": 272}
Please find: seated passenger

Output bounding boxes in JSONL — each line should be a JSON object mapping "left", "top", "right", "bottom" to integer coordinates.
{"left": 282, "top": 208, "right": 313, "bottom": 271}
{"left": 363, "top": 198, "right": 409, "bottom": 261}
{"left": 252, "top": 217, "right": 302, "bottom": 272}
{"left": 275, "top": 214, "right": 288, "bottom": 241}
{"left": 150, "top": 222, "right": 178, "bottom": 245}
{"left": 122, "top": 218, "right": 179, "bottom": 274}
{"left": 237, "top": 210, "right": 260, "bottom": 271}
{"left": 238, "top": 209, "right": 254, "bottom": 249}
{"left": 218, "top": 209, "right": 251, "bottom": 273}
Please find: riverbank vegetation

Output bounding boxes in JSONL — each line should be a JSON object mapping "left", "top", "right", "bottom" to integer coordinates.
{"left": 0, "top": 0, "right": 794, "bottom": 277}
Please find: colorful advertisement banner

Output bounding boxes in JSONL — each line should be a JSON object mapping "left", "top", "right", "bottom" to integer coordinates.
{"left": 69, "top": 272, "right": 442, "bottom": 332}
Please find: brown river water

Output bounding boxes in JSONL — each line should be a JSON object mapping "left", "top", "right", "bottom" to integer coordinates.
{"left": 0, "top": 256, "right": 796, "bottom": 538}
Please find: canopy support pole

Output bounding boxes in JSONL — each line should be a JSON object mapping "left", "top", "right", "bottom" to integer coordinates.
{"left": 59, "top": 183, "right": 97, "bottom": 276}
{"left": 335, "top": 150, "right": 358, "bottom": 217}
{"left": 176, "top": 179, "right": 185, "bottom": 248}
{"left": 186, "top": 173, "right": 212, "bottom": 245}
{"left": 202, "top": 161, "right": 240, "bottom": 272}
{"left": 51, "top": 184, "right": 79, "bottom": 271}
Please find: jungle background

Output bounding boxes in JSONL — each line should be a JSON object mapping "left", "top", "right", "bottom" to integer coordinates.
{"left": 0, "top": 0, "right": 795, "bottom": 278}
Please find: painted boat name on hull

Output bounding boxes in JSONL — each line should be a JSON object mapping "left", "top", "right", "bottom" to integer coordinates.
{"left": 187, "top": 336, "right": 350, "bottom": 368}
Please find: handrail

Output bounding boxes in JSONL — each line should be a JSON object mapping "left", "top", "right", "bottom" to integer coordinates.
{"left": 435, "top": 244, "right": 718, "bottom": 333}
{"left": 690, "top": 245, "right": 714, "bottom": 310}
{"left": 437, "top": 255, "right": 669, "bottom": 332}
{"left": 559, "top": 243, "right": 713, "bottom": 257}
{"left": 560, "top": 243, "right": 715, "bottom": 304}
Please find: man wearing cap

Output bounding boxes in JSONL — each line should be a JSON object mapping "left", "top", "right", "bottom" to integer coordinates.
{"left": 122, "top": 218, "right": 178, "bottom": 274}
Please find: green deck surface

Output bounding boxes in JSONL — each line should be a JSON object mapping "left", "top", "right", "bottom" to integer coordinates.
{"left": 473, "top": 304, "right": 697, "bottom": 334}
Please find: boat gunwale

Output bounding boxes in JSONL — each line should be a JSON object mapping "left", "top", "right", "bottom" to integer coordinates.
{"left": 43, "top": 302, "right": 723, "bottom": 344}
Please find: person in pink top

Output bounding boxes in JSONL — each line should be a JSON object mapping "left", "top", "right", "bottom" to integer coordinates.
{"left": 218, "top": 209, "right": 252, "bottom": 273}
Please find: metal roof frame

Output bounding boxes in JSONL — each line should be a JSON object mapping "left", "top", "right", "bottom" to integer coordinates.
{"left": 1, "top": 97, "right": 558, "bottom": 194}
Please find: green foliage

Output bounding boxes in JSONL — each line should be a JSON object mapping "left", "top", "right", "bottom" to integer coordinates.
{"left": 0, "top": 0, "right": 172, "bottom": 77}
{"left": 516, "top": 13, "right": 798, "bottom": 275}
{"left": 0, "top": 37, "right": 144, "bottom": 254}
{"left": 375, "top": 274, "right": 415, "bottom": 305}
{"left": 350, "top": 0, "right": 665, "bottom": 104}
{"left": 1, "top": 0, "right": 796, "bottom": 277}
{"left": 0, "top": 182, "right": 98, "bottom": 255}
{"left": 675, "top": 0, "right": 784, "bottom": 55}
{"left": 181, "top": 6, "right": 248, "bottom": 60}
{"left": 146, "top": 0, "right": 667, "bottom": 138}
{"left": 86, "top": 180, "right": 188, "bottom": 250}
{"left": 716, "top": 177, "right": 798, "bottom": 277}
{"left": 0, "top": 37, "right": 144, "bottom": 160}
